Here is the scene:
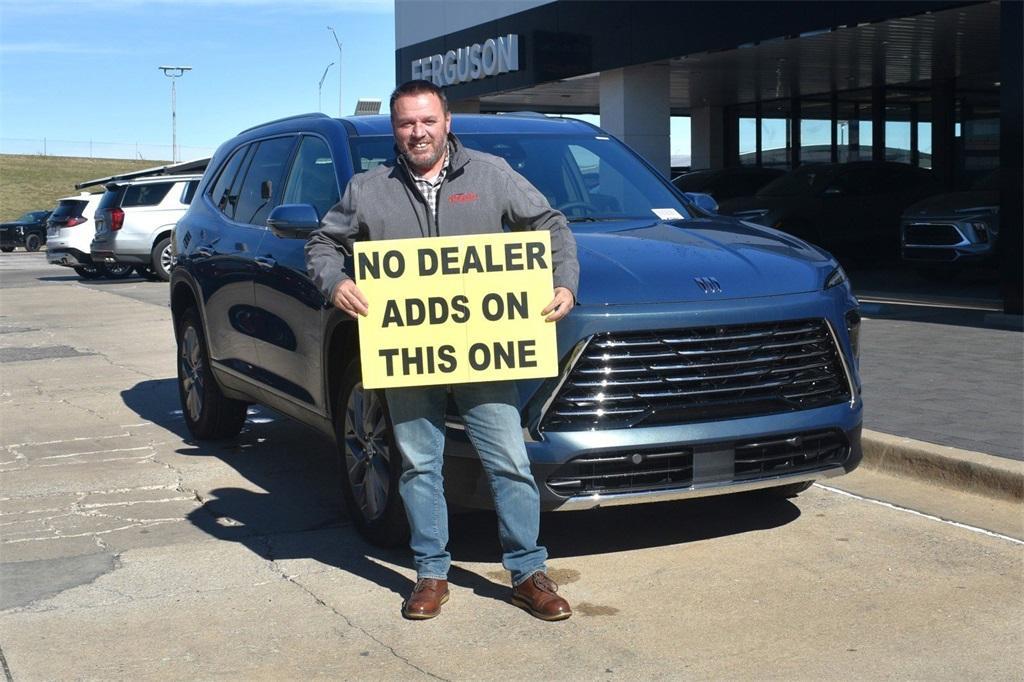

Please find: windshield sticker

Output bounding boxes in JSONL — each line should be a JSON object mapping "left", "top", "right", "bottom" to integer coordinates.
{"left": 652, "top": 208, "right": 683, "bottom": 220}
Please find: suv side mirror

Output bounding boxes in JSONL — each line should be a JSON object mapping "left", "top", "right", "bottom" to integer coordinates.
{"left": 683, "top": 192, "right": 719, "bottom": 214}
{"left": 267, "top": 204, "right": 320, "bottom": 239}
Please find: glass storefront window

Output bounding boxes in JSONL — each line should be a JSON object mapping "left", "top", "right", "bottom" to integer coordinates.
{"left": 738, "top": 117, "right": 757, "bottom": 166}
{"left": 885, "top": 119, "right": 912, "bottom": 163}
{"left": 959, "top": 94, "right": 999, "bottom": 184}
{"left": 761, "top": 117, "right": 789, "bottom": 167}
{"left": 917, "top": 121, "right": 932, "bottom": 168}
{"left": 857, "top": 121, "right": 873, "bottom": 159}
{"left": 800, "top": 100, "right": 832, "bottom": 164}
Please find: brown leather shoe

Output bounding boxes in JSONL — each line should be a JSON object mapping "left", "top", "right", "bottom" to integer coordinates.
{"left": 402, "top": 578, "right": 449, "bottom": 620}
{"left": 511, "top": 572, "right": 572, "bottom": 621}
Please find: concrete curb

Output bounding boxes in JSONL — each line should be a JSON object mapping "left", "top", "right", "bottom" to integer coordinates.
{"left": 861, "top": 429, "right": 1024, "bottom": 503}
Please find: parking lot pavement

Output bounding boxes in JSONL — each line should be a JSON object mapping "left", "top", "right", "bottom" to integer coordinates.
{"left": 857, "top": 304, "right": 1023, "bottom": 462}
{"left": 2, "top": 252, "right": 1022, "bottom": 679}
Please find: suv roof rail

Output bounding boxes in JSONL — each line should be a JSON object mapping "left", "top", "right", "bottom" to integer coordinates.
{"left": 75, "top": 157, "right": 210, "bottom": 190}
{"left": 237, "top": 112, "right": 332, "bottom": 135}
{"left": 497, "top": 111, "right": 549, "bottom": 119}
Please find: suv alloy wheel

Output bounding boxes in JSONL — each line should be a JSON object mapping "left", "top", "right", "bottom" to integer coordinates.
{"left": 24, "top": 233, "right": 42, "bottom": 252}
{"left": 176, "top": 308, "right": 248, "bottom": 439}
{"left": 152, "top": 237, "right": 173, "bottom": 282}
{"left": 335, "top": 359, "right": 408, "bottom": 547}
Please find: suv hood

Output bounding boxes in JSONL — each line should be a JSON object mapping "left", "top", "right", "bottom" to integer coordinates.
{"left": 573, "top": 218, "right": 832, "bottom": 305}
{"left": 903, "top": 190, "right": 999, "bottom": 218}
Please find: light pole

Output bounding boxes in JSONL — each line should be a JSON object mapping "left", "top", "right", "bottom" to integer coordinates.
{"left": 326, "top": 26, "right": 342, "bottom": 116}
{"left": 158, "top": 65, "right": 191, "bottom": 163}
{"left": 318, "top": 62, "right": 335, "bottom": 113}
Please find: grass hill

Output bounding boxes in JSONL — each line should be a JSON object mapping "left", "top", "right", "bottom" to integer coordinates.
{"left": 0, "top": 154, "right": 170, "bottom": 221}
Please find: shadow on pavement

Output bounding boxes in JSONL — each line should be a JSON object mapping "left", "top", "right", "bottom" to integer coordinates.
{"left": 37, "top": 275, "right": 151, "bottom": 285}
{"left": 122, "top": 378, "right": 802, "bottom": 604}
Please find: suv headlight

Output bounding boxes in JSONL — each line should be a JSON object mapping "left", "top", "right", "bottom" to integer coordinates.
{"left": 969, "top": 221, "right": 990, "bottom": 243}
{"left": 825, "top": 265, "right": 848, "bottom": 289}
{"left": 845, "top": 309, "right": 861, "bottom": 360}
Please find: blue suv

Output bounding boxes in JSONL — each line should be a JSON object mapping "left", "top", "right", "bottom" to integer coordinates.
{"left": 171, "top": 112, "right": 863, "bottom": 545}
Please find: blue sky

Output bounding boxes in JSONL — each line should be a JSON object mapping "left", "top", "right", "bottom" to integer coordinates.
{"left": 0, "top": 1, "right": 698, "bottom": 163}
{"left": 0, "top": 0, "right": 397, "bottom": 160}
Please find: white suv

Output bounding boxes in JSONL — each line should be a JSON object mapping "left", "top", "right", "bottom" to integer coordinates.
{"left": 45, "top": 193, "right": 132, "bottom": 279}
{"left": 90, "top": 174, "right": 201, "bottom": 281}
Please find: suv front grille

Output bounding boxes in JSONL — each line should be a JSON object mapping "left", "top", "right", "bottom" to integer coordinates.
{"left": 734, "top": 430, "right": 849, "bottom": 479}
{"left": 904, "top": 223, "right": 965, "bottom": 246}
{"left": 902, "top": 247, "right": 957, "bottom": 262}
{"left": 547, "top": 447, "right": 693, "bottom": 496}
{"left": 544, "top": 429, "right": 849, "bottom": 498}
{"left": 541, "top": 319, "right": 850, "bottom": 431}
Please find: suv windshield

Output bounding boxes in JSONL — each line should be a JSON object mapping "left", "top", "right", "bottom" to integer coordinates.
{"left": 757, "top": 165, "right": 840, "bottom": 197}
{"left": 350, "top": 133, "right": 690, "bottom": 222}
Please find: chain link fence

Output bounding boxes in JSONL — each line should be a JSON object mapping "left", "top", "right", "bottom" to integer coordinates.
{"left": 1, "top": 137, "right": 215, "bottom": 161}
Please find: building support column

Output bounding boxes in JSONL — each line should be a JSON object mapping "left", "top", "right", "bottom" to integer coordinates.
{"left": 871, "top": 84, "right": 886, "bottom": 161}
{"left": 790, "top": 97, "right": 801, "bottom": 167}
{"left": 931, "top": 79, "right": 957, "bottom": 190}
{"left": 599, "top": 64, "right": 670, "bottom": 177}
{"left": 691, "top": 105, "right": 726, "bottom": 170}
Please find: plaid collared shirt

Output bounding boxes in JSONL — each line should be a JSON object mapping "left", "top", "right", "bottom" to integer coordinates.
{"left": 410, "top": 144, "right": 451, "bottom": 232}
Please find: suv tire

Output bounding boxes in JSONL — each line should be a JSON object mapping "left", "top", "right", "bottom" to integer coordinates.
{"left": 152, "top": 237, "right": 173, "bottom": 282}
{"left": 73, "top": 265, "right": 105, "bottom": 280}
{"left": 104, "top": 263, "right": 134, "bottom": 279}
{"left": 1, "top": 247, "right": 15, "bottom": 253}
{"left": 335, "top": 358, "right": 408, "bottom": 547}
{"left": 176, "top": 307, "right": 247, "bottom": 439}
{"left": 24, "top": 233, "right": 42, "bottom": 252}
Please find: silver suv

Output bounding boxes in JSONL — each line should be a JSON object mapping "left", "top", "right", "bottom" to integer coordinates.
{"left": 90, "top": 174, "right": 201, "bottom": 281}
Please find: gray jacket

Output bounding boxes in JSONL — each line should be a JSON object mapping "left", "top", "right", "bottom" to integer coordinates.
{"left": 305, "top": 133, "right": 579, "bottom": 303}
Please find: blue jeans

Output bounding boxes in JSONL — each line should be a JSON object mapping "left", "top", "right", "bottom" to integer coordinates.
{"left": 384, "top": 381, "right": 548, "bottom": 586}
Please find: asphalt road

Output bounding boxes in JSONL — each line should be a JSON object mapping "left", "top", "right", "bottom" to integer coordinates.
{"left": 1, "top": 251, "right": 1021, "bottom": 680}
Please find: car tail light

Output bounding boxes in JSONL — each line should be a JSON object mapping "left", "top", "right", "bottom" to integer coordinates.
{"left": 65, "top": 217, "right": 86, "bottom": 227}
{"left": 110, "top": 208, "right": 125, "bottom": 231}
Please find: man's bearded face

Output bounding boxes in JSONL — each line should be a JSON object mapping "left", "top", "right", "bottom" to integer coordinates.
{"left": 392, "top": 92, "right": 451, "bottom": 175}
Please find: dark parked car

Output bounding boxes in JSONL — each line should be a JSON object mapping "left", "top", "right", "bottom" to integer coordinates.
{"left": 672, "top": 167, "right": 785, "bottom": 203}
{"left": 900, "top": 169, "right": 1000, "bottom": 269}
{"left": 0, "top": 210, "right": 51, "bottom": 252}
{"left": 718, "top": 161, "right": 940, "bottom": 263}
{"left": 171, "top": 112, "right": 862, "bottom": 546}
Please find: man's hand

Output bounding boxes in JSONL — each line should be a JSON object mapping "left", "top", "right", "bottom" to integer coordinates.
{"left": 542, "top": 286, "right": 575, "bottom": 322}
{"left": 333, "top": 279, "right": 369, "bottom": 318}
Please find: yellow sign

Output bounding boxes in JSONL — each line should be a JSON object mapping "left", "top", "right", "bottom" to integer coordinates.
{"left": 354, "top": 232, "right": 559, "bottom": 389}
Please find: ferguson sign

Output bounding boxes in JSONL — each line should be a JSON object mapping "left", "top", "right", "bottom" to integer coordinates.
{"left": 411, "top": 34, "right": 520, "bottom": 87}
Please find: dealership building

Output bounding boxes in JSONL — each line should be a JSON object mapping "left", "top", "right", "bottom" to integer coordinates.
{"left": 394, "top": 0, "right": 1021, "bottom": 312}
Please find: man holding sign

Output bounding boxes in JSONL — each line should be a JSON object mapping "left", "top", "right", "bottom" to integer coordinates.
{"left": 306, "top": 80, "right": 578, "bottom": 621}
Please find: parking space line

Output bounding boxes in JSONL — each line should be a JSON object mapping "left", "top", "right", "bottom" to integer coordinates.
{"left": 815, "top": 483, "right": 1023, "bottom": 545}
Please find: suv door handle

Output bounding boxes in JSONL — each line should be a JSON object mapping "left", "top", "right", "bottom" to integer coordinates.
{"left": 195, "top": 245, "right": 215, "bottom": 258}
{"left": 255, "top": 256, "right": 277, "bottom": 269}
